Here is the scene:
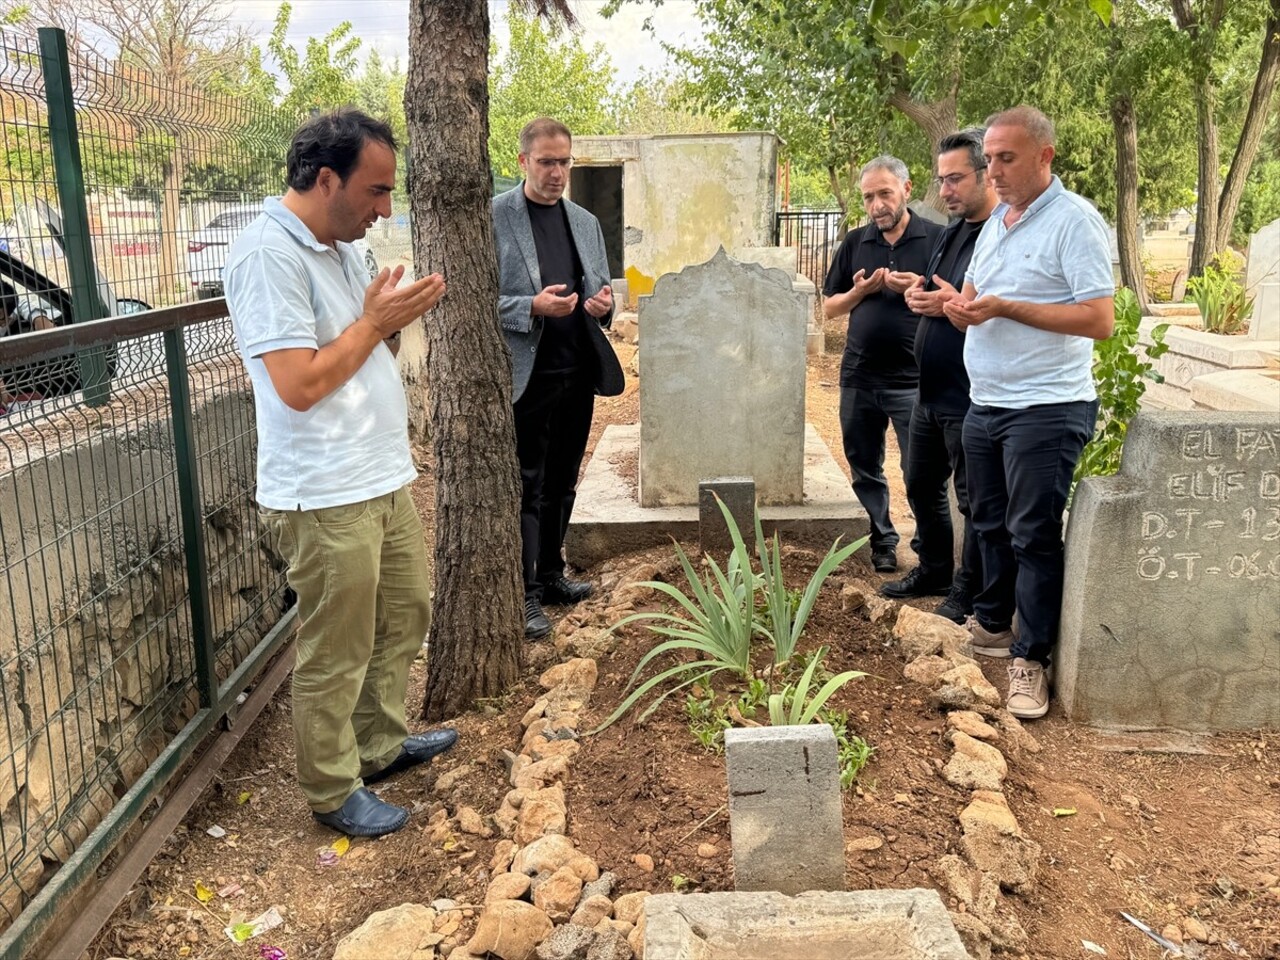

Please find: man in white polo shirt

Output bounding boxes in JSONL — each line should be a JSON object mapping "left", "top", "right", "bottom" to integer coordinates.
{"left": 226, "top": 109, "right": 456, "bottom": 836}
{"left": 943, "top": 105, "right": 1114, "bottom": 720}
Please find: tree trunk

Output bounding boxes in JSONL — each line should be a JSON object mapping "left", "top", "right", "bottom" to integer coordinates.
{"left": 1111, "top": 92, "right": 1147, "bottom": 312}
{"left": 886, "top": 88, "right": 957, "bottom": 213}
{"left": 1215, "top": 2, "right": 1280, "bottom": 252}
{"left": 405, "top": 0, "right": 524, "bottom": 722}
{"left": 1187, "top": 71, "right": 1221, "bottom": 275}
{"left": 158, "top": 145, "right": 185, "bottom": 306}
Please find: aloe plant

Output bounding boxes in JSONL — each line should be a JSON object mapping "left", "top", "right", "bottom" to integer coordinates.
{"left": 766, "top": 645, "right": 868, "bottom": 726}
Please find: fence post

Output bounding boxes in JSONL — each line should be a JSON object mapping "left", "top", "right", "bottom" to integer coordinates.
{"left": 164, "top": 327, "right": 218, "bottom": 708}
{"left": 38, "top": 27, "right": 112, "bottom": 406}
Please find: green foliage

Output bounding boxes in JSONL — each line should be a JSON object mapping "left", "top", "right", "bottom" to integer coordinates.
{"left": 1188, "top": 251, "right": 1255, "bottom": 335}
{"left": 766, "top": 646, "right": 868, "bottom": 726}
{"left": 1074, "top": 287, "right": 1169, "bottom": 487}
{"left": 590, "top": 503, "right": 759, "bottom": 733}
{"left": 755, "top": 510, "right": 867, "bottom": 666}
{"left": 613, "top": 69, "right": 730, "bottom": 135}
{"left": 825, "top": 709, "right": 875, "bottom": 788}
{"left": 489, "top": 8, "right": 618, "bottom": 179}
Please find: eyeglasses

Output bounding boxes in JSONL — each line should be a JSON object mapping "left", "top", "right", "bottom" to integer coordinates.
{"left": 933, "top": 167, "right": 985, "bottom": 188}
{"left": 534, "top": 157, "right": 575, "bottom": 170}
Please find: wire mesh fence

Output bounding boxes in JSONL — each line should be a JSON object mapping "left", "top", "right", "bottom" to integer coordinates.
{"left": 0, "top": 27, "right": 298, "bottom": 954}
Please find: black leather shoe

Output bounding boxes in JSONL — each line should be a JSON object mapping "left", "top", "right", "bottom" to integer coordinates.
{"left": 935, "top": 584, "right": 974, "bottom": 624}
{"left": 881, "top": 566, "right": 952, "bottom": 599}
{"left": 525, "top": 597, "right": 552, "bottom": 639}
{"left": 871, "top": 550, "right": 898, "bottom": 573}
{"left": 313, "top": 787, "right": 408, "bottom": 838}
{"left": 364, "top": 729, "right": 460, "bottom": 785}
{"left": 541, "top": 575, "right": 593, "bottom": 605}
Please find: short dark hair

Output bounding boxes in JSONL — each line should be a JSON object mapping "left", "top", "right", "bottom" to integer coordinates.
{"left": 519, "top": 117, "right": 572, "bottom": 154}
{"left": 938, "top": 127, "right": 987, "bottom": 174}
{"left": 286, "top": 108, "right": 398, "bottom": 191}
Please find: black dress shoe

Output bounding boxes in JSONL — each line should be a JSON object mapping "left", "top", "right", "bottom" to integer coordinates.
{"left": 541, "top": 575, "right": 593, "bottom": 605}
{"left": 525, "top": 597, "right": 552, "bottom": 639}
{"left": 364, "top": 729, "right": 460, "bottom": 785}
{"left": 313, "top": 787, "right": 409, "bottom": 838}
{"left": 871, "top": 550, "right": 898, "bottom": 573}
{"left": 881, "top": 566, "right": 953, "bottom": 599}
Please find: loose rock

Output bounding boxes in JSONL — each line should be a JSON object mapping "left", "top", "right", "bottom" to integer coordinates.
{"left": 947, "top": 711, "right": 1001, "bottom": 741}
{"left": 959, "top": 790, "right": 1041, "bottom": 894}
{"left": 466, "top": 900, "right": 554, "bottom": 960}
{"left": 334, "top": 903, "right": 439, "bottom": 960}
{"left": 586, "top": 930, "right": 634, "bottom": 960}
{"left": 535, "top": 924, "right": 595, "bottom": 960}
{"left": 632, "top": 854, "right": 654, "bottom": 872}
{"left": 696, "top": 842, "right": 718, "bottom": 859}
{"left": 612, "top": 891, "right": 649, "bottom": 926}
{"left": 486, "top": 872, "right": 533, "bottom": 904}
{"left": 569, "top": 894, "right": 613, "bottom": 928}
{"left": 532, "top": 866, "right": 584, "bottom": 923}
{"left": 513, "top": 835, "right": 580, "bottom": 877}
{"left": 904, "top": 655, "right": 953, "bottom": 687}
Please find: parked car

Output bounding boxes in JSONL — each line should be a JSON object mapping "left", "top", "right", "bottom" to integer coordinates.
{"left": 186, "top": 203, "right": 380, "bottom": 299}
{"left": 1, "top": 203, "right": 151, "bottom": 411}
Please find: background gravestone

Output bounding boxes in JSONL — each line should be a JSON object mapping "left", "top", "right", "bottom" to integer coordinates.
{"left": 638, "top": 248, "right": 808, "bottom": 507}
{"left": 1058, "top": 412, "right": 1280, "bottom": 730}
{"left": 1245, "top": 216, "right": 1279, "bottom": 341}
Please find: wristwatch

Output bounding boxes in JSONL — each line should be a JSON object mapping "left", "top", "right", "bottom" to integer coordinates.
{"left": 384, "top": 331, "right": 401, "bottom": 344}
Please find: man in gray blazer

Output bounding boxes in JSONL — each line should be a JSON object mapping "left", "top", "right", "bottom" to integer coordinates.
{"left": 494, "top": 117, "right": 624, "bottom": 639}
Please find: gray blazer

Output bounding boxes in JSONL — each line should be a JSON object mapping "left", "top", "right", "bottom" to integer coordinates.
{"left": 493, "top": 184, "right": 624, "bottom": 403}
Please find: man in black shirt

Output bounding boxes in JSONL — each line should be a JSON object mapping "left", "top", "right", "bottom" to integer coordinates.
{"left": 880, "top": 128, "right": 997, "bottom": 621}
{"left": 823, "top": 156, "right": 941, "bottom": 572}
{"left": 494, "top": 118, "right": 624, "bottom": 639}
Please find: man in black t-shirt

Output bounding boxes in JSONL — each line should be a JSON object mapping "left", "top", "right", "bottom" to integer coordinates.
{"left": 823, "top": 156, "right": 941, "bottom": 572}
{"left": 880, "top": 128, "right": 997, "bottom": 622}
{"left": 493, "top": 118, "right": 624, "bottom": 639}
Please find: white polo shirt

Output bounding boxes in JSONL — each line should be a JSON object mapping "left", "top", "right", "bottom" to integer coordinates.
{"left": 225, "top": 198, "right": 415, "bottom": 511}
{"left": 963, "top": 176, "right": 1114, "bottom": 408}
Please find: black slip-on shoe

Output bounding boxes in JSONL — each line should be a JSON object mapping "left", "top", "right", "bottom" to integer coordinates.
{"left": 363, "top": 729, "right": 460, "bottom": 786}
{"left": 313, "top": 787, "right": 408, "bottom": 838}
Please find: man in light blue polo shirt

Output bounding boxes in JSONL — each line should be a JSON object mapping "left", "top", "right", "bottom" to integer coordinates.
{"left": 226, "top": 109, "right": 457, "bottom": 837}
{"left": 943, "top": 105, "right": 1114, "bottom": 720}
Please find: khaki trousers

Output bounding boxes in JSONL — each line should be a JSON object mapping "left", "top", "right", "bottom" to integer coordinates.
{"left": 260, "top": 485, "right": 431, "bottom": 813}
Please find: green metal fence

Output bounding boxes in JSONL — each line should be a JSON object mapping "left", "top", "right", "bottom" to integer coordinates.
{"left": 0, "top": 27, "right": 300, "bottom": 956}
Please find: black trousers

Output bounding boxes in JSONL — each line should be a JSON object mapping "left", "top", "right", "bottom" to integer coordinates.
{"left": 904, "top": 401, "right": 980, "bottom": 591}
{"left": 963, "top": 400, "right": 1097, "bottom": 666}
{"left": 514, "top": 372, "right": 595, "bottom": 600}
{"left": 839, "top": 385, "right": 916, "bottom": 552}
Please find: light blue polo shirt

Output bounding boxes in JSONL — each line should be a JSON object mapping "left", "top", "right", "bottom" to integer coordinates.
{"left": 963, "top": 176, "right": 1114, "bottom": 408}
{"left": 225, "top": 198, "right": 415, "bottom": 511}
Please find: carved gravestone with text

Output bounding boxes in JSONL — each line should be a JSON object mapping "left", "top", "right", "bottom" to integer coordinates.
{"left": 638, "top": 248, "right": 807, "bottom": 507}
{"left": 1058, "top": 412, "right": 1280, "bottom": 730}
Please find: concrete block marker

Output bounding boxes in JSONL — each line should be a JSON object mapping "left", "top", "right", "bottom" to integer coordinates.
{"left": 724, "top": 725, "right": 844, "bottom": 894}
{"left": 1059, "top": 412, "right": 1280, "bottom": 730}
{"left": 699, "top": 477, "right": 756, "bottom": 555}
{"left": 643, "top": 889, "right": 971, "bottom": 960}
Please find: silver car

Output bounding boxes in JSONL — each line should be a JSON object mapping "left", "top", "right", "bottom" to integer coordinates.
{"left": 186, "top": 203, "right": 379, "bottom": 299}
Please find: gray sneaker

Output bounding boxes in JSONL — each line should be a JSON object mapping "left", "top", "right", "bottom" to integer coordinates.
{"left": 966, "top": 615, "right": 1014, "bottom": 658}
{"left": 1006, "top": 657, "right": 1050, "bottom": 719}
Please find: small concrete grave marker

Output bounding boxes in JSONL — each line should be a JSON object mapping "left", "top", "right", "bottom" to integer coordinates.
{"left": 699, "top": 477, "right": 755, "bottom": 555}
{"left": 724, "top": 724, "right": 844, "bottom": 894}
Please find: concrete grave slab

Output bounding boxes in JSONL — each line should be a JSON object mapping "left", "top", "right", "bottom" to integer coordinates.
{"left": 1059, "top": 412, "right": 1280, "bottom": 730}
{"left": 564, "top": 424, "right": 866, "bottom": 567}
{"left": 642, "top": 889, "right": 970, "bottom": 960}
{"left": 724, "top": 724, "right": 844, "bottom": 894}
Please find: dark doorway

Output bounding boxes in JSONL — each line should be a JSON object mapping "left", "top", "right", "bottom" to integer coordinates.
{"left": 570, "top": 165, "right": 624, "bottom": 280}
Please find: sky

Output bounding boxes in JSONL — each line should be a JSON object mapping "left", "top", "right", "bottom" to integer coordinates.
{"left": 227, "top": 0, "right": 707, "bottom": 90}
